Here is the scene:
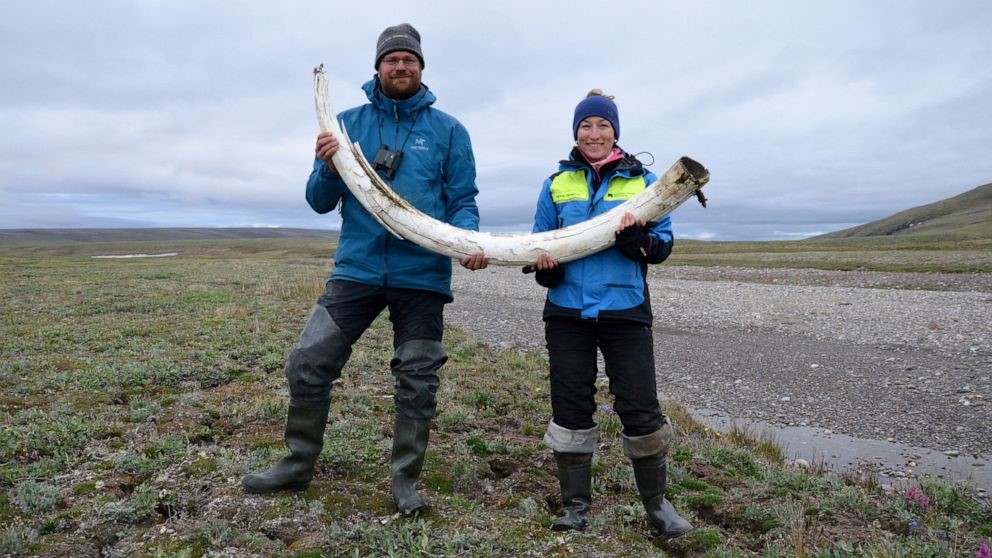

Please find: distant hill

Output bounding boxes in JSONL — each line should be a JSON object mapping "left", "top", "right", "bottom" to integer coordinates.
{"left": 0, "top": 227, "right": 339, "bottom": 245}
{"left": 817, "top": 182, "right": 992, "bottom": 239}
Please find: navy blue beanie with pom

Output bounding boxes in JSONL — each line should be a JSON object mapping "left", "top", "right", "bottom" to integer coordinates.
{"left": 572, "top": 95, "right": 620, "bottom": 140}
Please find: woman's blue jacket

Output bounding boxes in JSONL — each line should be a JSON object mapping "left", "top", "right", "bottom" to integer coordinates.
{"left": 532, "top": 149, "right": 673, "bottom": 322}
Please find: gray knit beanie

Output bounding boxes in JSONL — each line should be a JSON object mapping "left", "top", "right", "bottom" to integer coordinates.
{"left": 375, "top": 23, "right": 424, "bottom": 69}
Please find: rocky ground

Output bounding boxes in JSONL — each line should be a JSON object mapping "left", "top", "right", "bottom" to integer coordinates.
{"left": 446, "top": 265, "right": 992, "bottom": 464}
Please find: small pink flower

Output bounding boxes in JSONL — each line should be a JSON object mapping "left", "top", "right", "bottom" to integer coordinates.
{"left": 976, "top": 542, "right": 991, "bottom": 558}
{"left": 905, "top": 485, "right": 931, "bottom": 513}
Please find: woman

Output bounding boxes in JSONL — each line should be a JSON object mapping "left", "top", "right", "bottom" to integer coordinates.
{"left": 530, "top": 89, "right": 693, "bottom": 537}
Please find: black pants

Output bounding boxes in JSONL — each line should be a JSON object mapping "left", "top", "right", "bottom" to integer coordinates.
{"left": 286, "top": 280, "right": 448, "bottom": 419}
{"left": 545, "top": 318, "right": 663, "bottom": 437}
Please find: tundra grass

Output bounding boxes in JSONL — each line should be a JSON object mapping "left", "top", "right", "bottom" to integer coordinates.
{"left": 2, "top": 233, "right": 990, "bottom": 273}
{"left": 1, "top": 246, "right": 990, "bottom": 556}
{"left": 668, "top": 237, "right": 992, "bottom": 273}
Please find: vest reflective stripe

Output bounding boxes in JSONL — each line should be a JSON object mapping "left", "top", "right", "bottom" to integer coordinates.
{"left": 549, "top": 171, "right": 588, "bottom": 203}
{"left": 550, "top": 170, "right": 646, "bottom": 204}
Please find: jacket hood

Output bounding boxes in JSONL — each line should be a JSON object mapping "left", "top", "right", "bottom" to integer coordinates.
{"left": 363, "top": 76, "right": 436, "bottom": 117}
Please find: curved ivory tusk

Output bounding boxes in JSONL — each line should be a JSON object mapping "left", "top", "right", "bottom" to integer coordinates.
{"left": 313, "top": 65, "right": 710, "bottom": 266}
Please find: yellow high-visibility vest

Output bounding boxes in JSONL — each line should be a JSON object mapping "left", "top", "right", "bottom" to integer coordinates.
{"left": 549, "top": 170, "right": 645, "bottom": 204}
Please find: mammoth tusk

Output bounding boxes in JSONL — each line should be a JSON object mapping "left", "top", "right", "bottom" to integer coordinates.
{"left": 313, "top": 65, "right": 710, "bottom": 266}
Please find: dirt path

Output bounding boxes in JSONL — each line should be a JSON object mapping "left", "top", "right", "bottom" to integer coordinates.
{"left": 447, "top": 266, "right": 992, "bottom": 466}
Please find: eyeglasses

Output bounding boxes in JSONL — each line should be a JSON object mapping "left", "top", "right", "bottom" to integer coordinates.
{"left": 381, "top": 56, "right": 419, "bottom": 68}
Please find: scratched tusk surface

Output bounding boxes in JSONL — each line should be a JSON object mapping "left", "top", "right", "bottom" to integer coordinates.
{"left": 313, "top": 65, "right": 710, "bottom": 266}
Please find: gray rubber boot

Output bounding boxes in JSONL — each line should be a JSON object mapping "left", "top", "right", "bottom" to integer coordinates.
{"left": 391, "top": 418, "right": 432, "bottom": 516}
{"left": 543, "top": 421, "right": 599, "bottom": 531}
{"left": 242, "top": 404, "right": 329, "bottom": 494}
{"left": 631, "top": 452, "right": 693, "bottom": 538}
{"left": 551, "top": 451, "right": 593, "bottom": 531}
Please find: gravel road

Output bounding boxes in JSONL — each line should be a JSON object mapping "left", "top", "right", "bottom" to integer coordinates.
{"left": 446, "top": 265, "right": 992, "bottom": 461}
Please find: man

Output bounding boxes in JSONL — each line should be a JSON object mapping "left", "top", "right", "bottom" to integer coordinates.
{"left": 243, "top": 23, "right": 487, "bottom": 516}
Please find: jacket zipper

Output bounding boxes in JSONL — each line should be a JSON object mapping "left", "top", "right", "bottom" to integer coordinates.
{"left": 393, "top": 104, "right": 400, "bottom": 147}
{"left": 383, "top": 104, "right": 402, "bottom": 287}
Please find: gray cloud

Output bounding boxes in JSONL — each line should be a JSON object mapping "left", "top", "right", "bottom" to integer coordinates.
{"left": 1, "top": 1, "right": 990, "bottom": 240}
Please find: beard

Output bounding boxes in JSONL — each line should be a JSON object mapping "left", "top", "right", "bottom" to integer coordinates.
{"left": 379, "top": 73, "right": 421, "bottom": 100}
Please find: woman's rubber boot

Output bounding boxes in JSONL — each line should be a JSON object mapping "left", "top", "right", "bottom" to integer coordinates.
{"left": 391, "top": 418, "right": 432, "bottom": 516}
{"left": 551, "top": 451, "right": 593, "bottom": 531}
{"left": 631, "top": 452, "right": 693, "bottom": 538}
{"left": 242, "top": 404, "right": 329, "bottom": 493}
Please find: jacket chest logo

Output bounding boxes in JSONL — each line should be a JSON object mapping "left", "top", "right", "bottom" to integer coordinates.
{"left": 603, "top": 177, "right": 646, "bottom": 201}
{"left": 410, "top": 137, "right": 430, "bottom": 152}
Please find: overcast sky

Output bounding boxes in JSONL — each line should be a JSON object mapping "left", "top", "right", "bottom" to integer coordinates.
{"left": 2, "top": 1, "right": 990, "bottom": 240}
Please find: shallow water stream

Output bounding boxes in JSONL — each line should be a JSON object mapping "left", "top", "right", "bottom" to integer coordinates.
{"left": 694, "top": 408, "right": 992, "bottom": 495}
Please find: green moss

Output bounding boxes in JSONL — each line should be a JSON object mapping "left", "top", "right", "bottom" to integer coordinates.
{"left": 679, "top": 478, "right": 714, "bottom": 492}
{"left": 423, "top": 471, "right": 455, "bottom": 494}
{"left": 463, "top": 390, "right": 497, "bottom": 410}
{"left": 702, "top": 548, "right": 755, "bottom": 558}
{"left": 250, "top": 438, "right": 282, "bottom": 450}
{"left": 685, "top": 492, "right": 725, "bottom": 510}
{"left": 436, "top": 407, "right": 470, "bottom": 431}
{"left": 700, "top": 446, "right": 762, "bottom": 479}
{"left": 423, "top": 456, "right": 477, "bottom": 495}
{"left": 312, "top": 487, "right": 394, "bottom": 517}
{"left": 680, "top": 527, "right": 726, "bottom": 552}
{"left": 141, "top": 537, "right": 204, "bottom": 558}
{"left": 520, "top": 422, "right": 540, "bottom": 437}
{"left": 0, "top": 494, "right": 18, "bottom": 524}
{"left": 186, "top": 425, "right": 215, "bottom": 444}
{"left": 465, "top": 433, "right": 492, "bottom": 457}
{"left": 670, "top": 446, "right": 693, "bottom": 462}
{"left": 183, "top": 458, "right": 218, "bottom": 477}
{"left": 765, "top": 467, "right": 839, "bottom": 495}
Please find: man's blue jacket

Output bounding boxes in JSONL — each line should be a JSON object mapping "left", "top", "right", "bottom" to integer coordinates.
{"left": 306, "top": 77, "right": 480, "bottom": 300}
